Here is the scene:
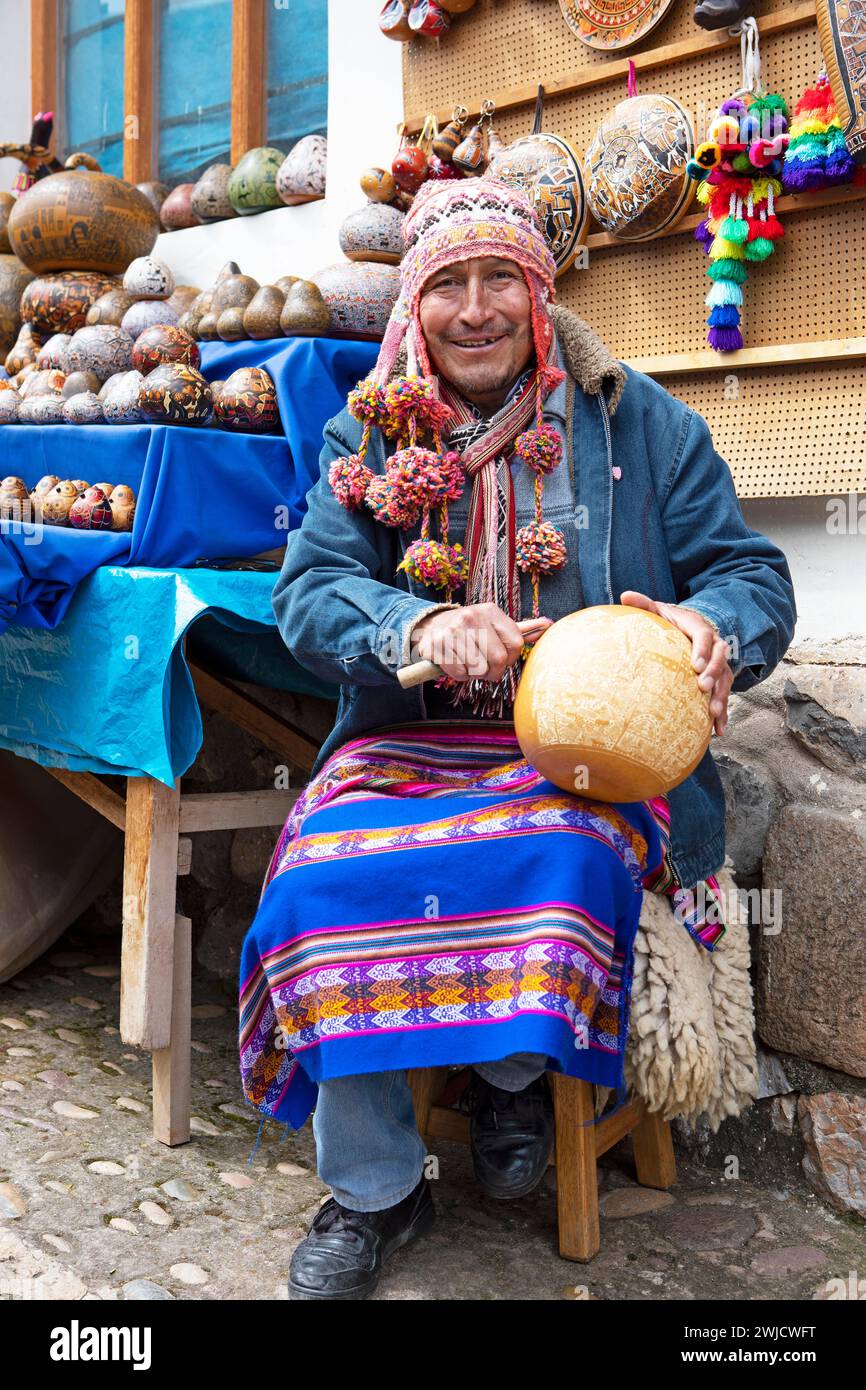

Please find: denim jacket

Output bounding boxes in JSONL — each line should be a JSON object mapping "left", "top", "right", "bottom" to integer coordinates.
{"left": 272, "top": 308, "right": 797, "bottom": 890}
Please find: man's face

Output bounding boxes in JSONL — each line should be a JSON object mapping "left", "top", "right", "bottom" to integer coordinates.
{"left": 418, "top": 256, "right": 533, "bottom": 410}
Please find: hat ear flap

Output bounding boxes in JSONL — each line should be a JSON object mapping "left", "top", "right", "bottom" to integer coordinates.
{"left": 372, "top": 289, "right": 412, "bottom": 387}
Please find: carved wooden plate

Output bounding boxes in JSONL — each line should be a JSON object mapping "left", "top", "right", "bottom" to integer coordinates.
{"left": 558, "top": 0, "right": 676, "bottom": 52}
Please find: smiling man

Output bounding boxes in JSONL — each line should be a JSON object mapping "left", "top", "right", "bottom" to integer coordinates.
{"left": 240, "top": 179, "right": 796, "bottom": 1300}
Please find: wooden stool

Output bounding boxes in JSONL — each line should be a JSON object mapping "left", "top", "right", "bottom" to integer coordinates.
{"left": 407, "top": 1066, "right": 677, "bottom": 1262}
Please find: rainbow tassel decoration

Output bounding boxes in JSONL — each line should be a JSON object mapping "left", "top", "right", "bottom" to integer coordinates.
{"left": 688, "top": 92, "right": 789, "bottom": 352}
{"left": 782, "top": 76, "right": 831, "bottom": 190}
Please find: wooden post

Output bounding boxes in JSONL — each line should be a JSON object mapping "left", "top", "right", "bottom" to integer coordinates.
{"left": 407, "top": 1068, "right": 447, "bottom": 1140}
{"left": 123, "top": 0, "right": 154, "bottom": 183}
{"left": 231, "top": 0, "right": 265, "bottom": 164}
{"left": 632, "top": 1100, "right": 678, "bottom": 1190}
{"left": 31, "top": 1, "right": 59, "bottom": 147}
{"left": 551, "top": 1074, "right": 600, "bottom": 1262}
{"left": 120, "top": 776, "right": 180, "bottom": 1051}
{"left": 152, "top": 914, "right": 192, "bottom": 1146}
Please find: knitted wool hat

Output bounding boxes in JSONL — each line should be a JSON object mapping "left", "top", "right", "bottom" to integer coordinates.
{"left": 373, "top": 176, "right": 561, "bottom": 388}
{"left": 329, "top": 176, "right": 568, "bottom": 607}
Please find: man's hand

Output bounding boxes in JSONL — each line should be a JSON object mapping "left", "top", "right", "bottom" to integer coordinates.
{"left": 619, "top": 590, "right": 733, "bottom": 736}
{"left": 410, "top": 603, "right": 552, "bottom": 683}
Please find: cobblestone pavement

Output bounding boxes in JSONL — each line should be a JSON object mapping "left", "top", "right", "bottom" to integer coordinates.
{"left": 1, "top": 934, "right": 864, "bottom": 1302}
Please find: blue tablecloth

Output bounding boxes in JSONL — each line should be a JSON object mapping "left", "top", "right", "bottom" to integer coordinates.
{"left": 0, "top": 564, "right": 335, "bottom": 785}
{"left": 0, "top": 336, "right": 378, "bottom": 632}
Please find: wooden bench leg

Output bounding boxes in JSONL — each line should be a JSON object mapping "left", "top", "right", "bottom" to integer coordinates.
{"left": 407, "top": 1066, "right": 448, "bottom": 1139}
{"left": 120, "top": 776, "right": 180, "bottom": 1051}
{"left": 551, "top": 1073, "right": 600, "bottom": 1262}
{"left": 152, "top": 914, "right": 192, "bottom": 1146}
{"left": 632, "top": 1100, "right": 677, "bottom": 1190}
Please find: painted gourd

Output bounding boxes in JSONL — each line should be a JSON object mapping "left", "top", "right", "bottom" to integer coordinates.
{"left": 312, "top": 262, "right": 401, "bottom": 339}
{"left": 20, "top": 271, "right": 117, "bottom": 335}
{"left": 101, "top": 369, "right": 145, "bottom": 423}
{"left": 227, "top": 148, "right": 285, "bottom": 215}
{"left": 86, "top": 289, "right": 136, "bottom": 327}
{"left": 70, "top": 486, "right": 113, "bottom": 530}
{"left": 0, "top": 254, "right": 35, "bottom": 358}
{"left": 243, "top": 285, "right": 286, "bottom": 339}
{"left": 213, "top": 367, "right": 279, "bottom": 434}
{"left": 160, "top": 183, "right": 199, "bottom": 230}
{"left": 279, "top": 281, "right": 331, "bottom": 335}
{"left": 276, "top": 135, "right": 327, "bottom": 203}
{"left": 583, "top": 94, "right": 695, "bottom": 241}
{"left": 191, "top": 164, "right": 237, "bottom": 222}
{"left": 123, "top": 257, "right": 175, "bottom": 300}
{"left": 62, "top": 390, "right": 104, "bottom": 424}
{"left": 109, "top": 483, "right": 136, "bottom": 531}
{"left": 121, "top": 300, "right": 179, "bottom": 339}
{"left": 339, "top": 204, "right": 404, "bottom": 264}
{"left": 41, "top": 480, "right": 80, "bottom": 523}
{"left": 7, "top": 171, "right": 159, "bottom": 273}
{"left": 36, "top": 334, "right": 72, "bottom": 371}
{"left": 66, "top": 325, "right": 134, "bottom": 381}
{"left": 132, "top": 324, "right": 200, "bottom": 374}
{"left": 137, "top": 363, "right": 212, "bottom": 424}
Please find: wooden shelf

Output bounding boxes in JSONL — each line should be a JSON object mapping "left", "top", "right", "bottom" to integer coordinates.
{"left": 404, "top": 1, "right": 815, "bottom": 133}
{"left": 628, "top": 337, "right": 866, "bottom": 376}
{"left": 585, "top": 182, "right": 866, "bottom": 250}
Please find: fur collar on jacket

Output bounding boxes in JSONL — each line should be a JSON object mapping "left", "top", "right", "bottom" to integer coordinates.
{"left": 386, "top": 304, "right": 627, "bottom": 416}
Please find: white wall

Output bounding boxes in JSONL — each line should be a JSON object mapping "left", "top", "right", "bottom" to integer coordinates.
{"left": 0, "top": 1, "right": 32, "bottom": 194}
{"left": 744, "top": 498, "right": 866, "bottom": 646}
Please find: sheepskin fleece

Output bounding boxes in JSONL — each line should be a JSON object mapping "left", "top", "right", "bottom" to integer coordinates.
{"left": 624, "top": 860, "right": 759, "bottom": 1129}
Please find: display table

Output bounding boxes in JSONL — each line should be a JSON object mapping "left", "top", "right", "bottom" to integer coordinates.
{"left": 0, "top": 335, "right": 378, "bottom": 630}
{"left": 0, "top": 335, "right": 374, "bottom": 1142}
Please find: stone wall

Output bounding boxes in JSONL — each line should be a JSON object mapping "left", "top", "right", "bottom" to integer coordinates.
{"left": 677, "top": 637, "right": 866, "bottom": 1217}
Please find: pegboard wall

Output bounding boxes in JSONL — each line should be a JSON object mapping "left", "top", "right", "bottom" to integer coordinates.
{"left": 401, "top": 0, "right": 866, "bottom": 499}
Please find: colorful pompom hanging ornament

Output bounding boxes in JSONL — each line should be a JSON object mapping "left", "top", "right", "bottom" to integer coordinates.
{"left": 328, "top": 454, "right": 373, "bottom": 510}
{"left": 330, "top": 366, "right": 469, "bottom": 599}
{"left": 687, "top": 20, "right": 788, "bottom": 352}
{"left": 514, "top": 424, "right": 563, "bottom": 475}
{"left": 398, "top": 537, "right": 468, "bottom": 589}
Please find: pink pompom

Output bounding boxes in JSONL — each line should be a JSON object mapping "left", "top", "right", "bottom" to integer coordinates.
{"left": 382, "top": 376, "right": 454, "bottom": 438}
{"left": 347, "top": 379, "right": 388, "bottom": 427}
{"left": 513, "top": 425, "right": 563, "bottom": 475}
{"left": 329, "top": 454, "right": 372, "bottom": 509}
{"left": 516, "top": 520, "right": 568, "bottom": 574}
{"left": 387, "top": 445, "right": 466, "bottom": 508}
{"left": 365, "top": 472, "right": 423, "bottom": 528}
{"left": 398, "top": 538, "right": 468, "bottom": 589}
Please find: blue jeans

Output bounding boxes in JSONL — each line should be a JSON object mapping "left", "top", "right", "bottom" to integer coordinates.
{"left": 312, "top": 1052, "right": 549, "bottom": 1211}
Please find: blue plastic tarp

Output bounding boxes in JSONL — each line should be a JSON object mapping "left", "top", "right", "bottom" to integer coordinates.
{"left": 0, "top": 336, "right": 378, "bottom": 632}
{"left": 0, "top": 564, "right": 283, "bottom": 785}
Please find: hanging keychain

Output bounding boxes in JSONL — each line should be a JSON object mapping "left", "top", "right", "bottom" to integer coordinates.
{"left": 433, "top": 104, "right": 468, "bottom": 162}
{"left": 480, "top": 99, "right": 504, "bottom": 163}
{"left": 452, "top": 105, "right": 488, "bottom": 173}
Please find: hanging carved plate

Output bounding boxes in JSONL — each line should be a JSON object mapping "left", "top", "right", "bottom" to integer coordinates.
{"left": 558, "top": 0, "right": 676, "bottom": 52}
{"left": 583, "top": 93, "right": 695, "bottom": 241}
{"left": 485, "top": 133, "right": 587, "bottom": 275}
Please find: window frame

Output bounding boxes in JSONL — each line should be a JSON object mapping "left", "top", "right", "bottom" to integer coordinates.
{"left": 30, "top": 0, "right": 324, "bottom": 184}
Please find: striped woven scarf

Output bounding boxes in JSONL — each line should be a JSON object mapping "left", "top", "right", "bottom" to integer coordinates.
{"left": 437, "top": 336, "right": 559, "bottom": 717}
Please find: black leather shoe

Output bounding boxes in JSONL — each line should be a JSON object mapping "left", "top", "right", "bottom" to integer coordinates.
{"left": 288, "top": 1174, "right": 434, "bottom": 1300}
{"left": 464, "top": 1073, "right": 554, "bottom": 1200}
